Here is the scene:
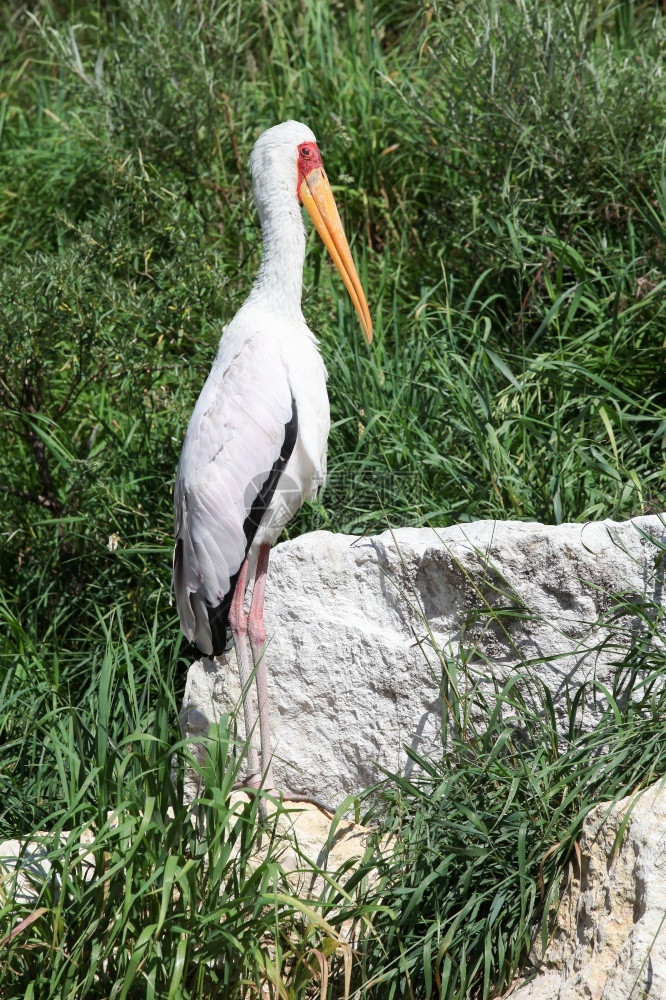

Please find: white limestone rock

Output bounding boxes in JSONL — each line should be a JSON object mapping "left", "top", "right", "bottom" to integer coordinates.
{"left": 232, "top": 793, "right": 378, "bottom": 901}
{"left": 179, "top": 516, "right": 665, "bottom": 804}
{"left": 0, "top": 830, "right": 97, "bottom": 905}
{"left": 509, "top": 778, "right": 666, "bottom": 1000}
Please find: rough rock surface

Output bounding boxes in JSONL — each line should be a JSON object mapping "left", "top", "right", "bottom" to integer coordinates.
{"left": 180, "top": 516, "right": 665, "bottom": 804}
{"left": 0, "top": 829, "right": 97, "bottom": 904}
{"left": 235, "top": 794, "right": 376, "bottom": 899}
{"left": 508, "top": 778, "right": 666, "bottom": 1000}
{"left": 0, "top": 801, "right": 373, "bottom": 907}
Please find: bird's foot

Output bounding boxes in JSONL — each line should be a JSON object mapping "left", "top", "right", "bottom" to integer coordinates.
{"left": 281, "top": 792, "right": 337, "bottom": 816}
{"left": 231, "top": 778, "right": 335, "bottom": 819}
{"left": 231, "top": 773, "right": 280, "bottom": 822}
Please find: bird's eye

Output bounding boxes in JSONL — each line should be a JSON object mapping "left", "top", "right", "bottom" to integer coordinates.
{"left": 301, "top": 147, "right": 311, "bottom": 158}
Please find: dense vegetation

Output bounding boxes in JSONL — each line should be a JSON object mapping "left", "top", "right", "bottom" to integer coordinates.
{"left": 1, "top": 0, "right": 665, "bottom": 996}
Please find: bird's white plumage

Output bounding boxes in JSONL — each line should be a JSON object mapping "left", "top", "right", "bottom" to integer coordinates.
{"left": 173, "top": 121, "right": 330, "bottom": 654}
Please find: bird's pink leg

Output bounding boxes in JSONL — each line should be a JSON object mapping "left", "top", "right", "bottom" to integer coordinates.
{"left": 228, "top": 559, "right": 260, "bottom": 786}
{"left": 248, "top": 543, "right": 274, "bottom": 791}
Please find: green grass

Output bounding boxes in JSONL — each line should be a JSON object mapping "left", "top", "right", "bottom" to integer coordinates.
{"left": 0, "top": 604, "right": 375, "bottom": 997}
{"left": 3, "top": 554, "right": 666, "bottom": 998}
{"left": 349, "top": 577, "right": 666, "bottom": 998}
{"left": 1, "top": 0, "right": 666, "bottom": 996}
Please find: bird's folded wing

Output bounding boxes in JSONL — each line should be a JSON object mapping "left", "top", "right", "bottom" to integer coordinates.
{"left": 172, "top": 337, "right": 293, "bottom": 645}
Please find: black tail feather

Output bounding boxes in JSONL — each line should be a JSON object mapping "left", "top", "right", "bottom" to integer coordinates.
{"left": 206, "top": 572, "right": 238, "bottom": 655}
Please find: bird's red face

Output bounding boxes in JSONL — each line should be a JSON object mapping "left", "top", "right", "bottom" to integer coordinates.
{"left": 296, "top": 142, "right": 324, "bottom": 193}
{"left": 296, "top": 140, "right": 373, "bottom": 344}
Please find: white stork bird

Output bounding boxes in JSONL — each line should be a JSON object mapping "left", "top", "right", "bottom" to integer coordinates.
{"left": 172, "top": 120, "right": 372, "bottom": 796}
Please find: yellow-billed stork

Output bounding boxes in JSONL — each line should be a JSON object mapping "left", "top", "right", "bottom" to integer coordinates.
{"left": 172, "top": 121, "right": 372, "bottom": 795}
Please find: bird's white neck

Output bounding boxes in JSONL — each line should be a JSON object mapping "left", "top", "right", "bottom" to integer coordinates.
{"left": 246, "top": 195, "right": 306, "bottom": 317}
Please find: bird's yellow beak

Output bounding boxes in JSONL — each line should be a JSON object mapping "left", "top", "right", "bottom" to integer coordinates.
{"left": 299, "top": 167, "right": 373, "bottom": 344}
